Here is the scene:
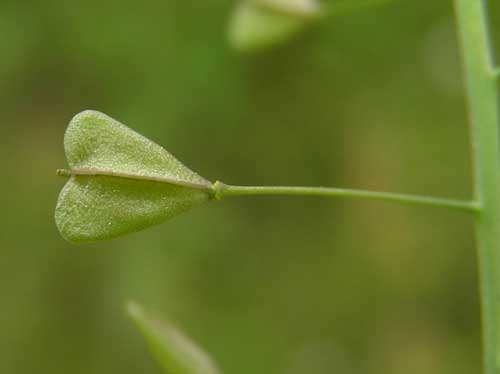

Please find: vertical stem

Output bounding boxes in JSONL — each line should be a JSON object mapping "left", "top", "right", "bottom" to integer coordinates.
{"left": 455, "top": 1, "right": 500, "bottom": 373}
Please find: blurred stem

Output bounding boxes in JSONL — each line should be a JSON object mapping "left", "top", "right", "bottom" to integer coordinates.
{"left": 255, "top": 0, "right": 321, "bottom": 18}
{"left": 455, "top": 1, "right": 500, "bottom": 374}
{"left": 251, "top": 0, "right": 401, "bottom": 22}
{"left": 325, "top": 0, "right": 401, "bottom": 17}
{"left": 214, "top": 182, "right": 479, "bottom": 212}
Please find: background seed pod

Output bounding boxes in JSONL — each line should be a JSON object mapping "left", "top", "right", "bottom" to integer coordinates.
{"left": 228, "top": 0, "right": 321, "bottom": 52}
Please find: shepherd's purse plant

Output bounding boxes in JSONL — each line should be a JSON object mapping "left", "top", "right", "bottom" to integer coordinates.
{"left": 54, "top": 1, "right": 500, "bottom": 373}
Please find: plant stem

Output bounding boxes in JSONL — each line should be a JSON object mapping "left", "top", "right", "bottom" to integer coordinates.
{"left": 455, "top": 1, "right": 500, "bottom": 373}
{"left": 214, "top": 182, "right": 479, "bottom": 212}
{"left": 254, "top": 0, "right": 400, "bottom": 20}
{"left": 326, "top": 0, "right": 401, "bottom": 17}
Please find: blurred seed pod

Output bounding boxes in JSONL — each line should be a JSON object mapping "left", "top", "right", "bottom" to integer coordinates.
{"left": 228, "top": 0, "right": 322, "bottom": 52}
{"left": 127, "top": 302, "right": 220, "bottom": 374}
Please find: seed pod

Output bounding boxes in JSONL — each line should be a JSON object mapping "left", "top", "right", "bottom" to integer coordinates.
{"left": 55, "top": 110, "right": 212, "bottom": 243}
{"left": 228, "top": 0, "right": 321, "bottom": 52}
{"left": 127, "top": 302, "right": 220, "bottom": 374}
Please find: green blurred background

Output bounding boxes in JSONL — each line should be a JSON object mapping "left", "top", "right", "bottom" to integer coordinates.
{"left": 2, "top": 0, "right": 499, "bottom": 373}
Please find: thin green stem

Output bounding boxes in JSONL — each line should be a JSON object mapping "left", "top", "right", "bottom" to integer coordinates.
{"left": 215, "top": 182, "right": 479, "bottom": 212}
{"left": 255, "top": 0, "right": 402, "bottom": 20}
{"left": 455, "top": 1, "right": 500, "bottom": 373}
{"left": 326, "top": 0, "right": 402, "bottom": 17}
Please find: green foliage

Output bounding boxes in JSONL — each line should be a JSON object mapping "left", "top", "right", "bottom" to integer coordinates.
{"left": 127, "top": 302, "right": 220, "bottom": 374}
{"left": 55, "top": 110, "right": 212, "bottom": 243}
{"left": 228, "top": 0, "right": 321, "bottom": 52}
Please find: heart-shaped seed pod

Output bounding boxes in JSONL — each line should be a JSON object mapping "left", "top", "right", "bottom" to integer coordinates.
{"left": 55, "top": 110, "right": 213, "bottom": 243}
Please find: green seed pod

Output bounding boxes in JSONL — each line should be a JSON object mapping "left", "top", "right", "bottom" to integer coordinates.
{"left": 55, "top": 110, "right": 212, "bottom": 244}
{"left": 228, "top": 0, "right": 321, "bottom": 52}
{"left": 127, "top": 302, "right": 220, "bottom": 374}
